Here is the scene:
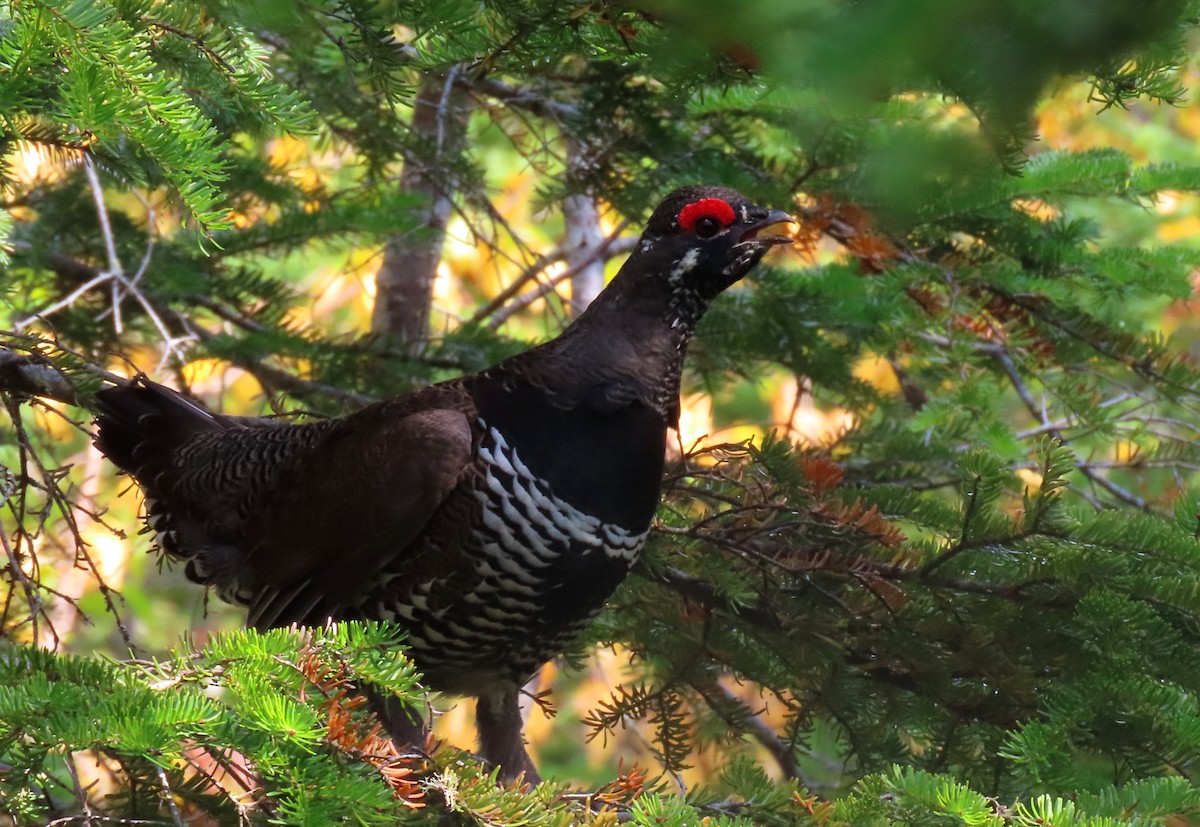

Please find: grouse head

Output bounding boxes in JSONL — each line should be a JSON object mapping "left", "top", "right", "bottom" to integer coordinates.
{"left": 529, "top": 186, "right": 792, "bottom": 420}
{"left": 598, "top": 185, "right": 794, "bottom": 330}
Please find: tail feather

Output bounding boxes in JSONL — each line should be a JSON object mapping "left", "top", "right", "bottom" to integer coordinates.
{"left": 94, "top": 376, "right": 253, "bottom": 600}
{"left": 94, "top": 376, "right": 222, "bottom": 477}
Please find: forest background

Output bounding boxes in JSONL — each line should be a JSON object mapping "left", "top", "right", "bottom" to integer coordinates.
{"left": 6, "top": 0, "right": 1200, "bottom": 824}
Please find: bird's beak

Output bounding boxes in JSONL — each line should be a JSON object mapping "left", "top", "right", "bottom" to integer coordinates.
{"left": 739, "top": 209, "right": 796, "bottom": 246}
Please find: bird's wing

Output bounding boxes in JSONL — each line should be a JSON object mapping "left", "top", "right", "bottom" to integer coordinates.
{"left": 240, "top": 403, "right": 475, "bottom": 629}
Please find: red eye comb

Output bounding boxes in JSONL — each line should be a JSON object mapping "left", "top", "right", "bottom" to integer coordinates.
{"left": 678, "top": 198, "right": 735, "bottom": 232}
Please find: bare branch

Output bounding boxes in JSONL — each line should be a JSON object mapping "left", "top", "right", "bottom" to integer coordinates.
{"left": 12, "top": 270, "right": 114, "bottom": 333}
{"left": 688, "top": 676, "right": 832, "bottom": 788}
{"left": 459, "top": 76, "right": 579, "bottom": 121}
{"left": 485, "top": 232, "right": 636, "bottom": 330}
{"left": 7, "top": 251, "right": 376, "bottom": 409}
{"left": 63, "top": 750, "right": 98, "bottom": 827}
{"left": 155, "top": 765, "right": 185, "bottom": 827}
{"left": 143, "top": 304, "right": 375, "bottom": 407}
{"left": 83, "top": 157, "right": 124, "bottom": 282}
{"left": 82, "top": 155, "right": 128, "bottom": 335}
{"left": 0, "top": 348, "right": 80, "bottom": 405}
{"left": 466, "top": 246, "right": 568, "bottom": 326}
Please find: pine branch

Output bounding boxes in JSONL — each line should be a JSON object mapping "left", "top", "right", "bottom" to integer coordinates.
{"left": 688, "top": 676, "right": 818, "bottom": 786}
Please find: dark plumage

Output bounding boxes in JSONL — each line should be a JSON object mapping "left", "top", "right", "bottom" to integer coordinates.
{"left": 94, "top": 186, "right": 793, "bottom": 782}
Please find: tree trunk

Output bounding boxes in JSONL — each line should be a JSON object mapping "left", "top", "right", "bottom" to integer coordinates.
{"left": 563, "top": 141, "right": 605, "bottom": 315}
{"left": 371, "top": 71, "right": 470, "bottom": 347}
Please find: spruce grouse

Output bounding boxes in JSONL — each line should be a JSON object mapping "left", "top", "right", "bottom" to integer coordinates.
{"left": 94, "top": 186, "right": 793, "bottom": 782}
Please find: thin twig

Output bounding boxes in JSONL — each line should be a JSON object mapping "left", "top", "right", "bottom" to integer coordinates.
{"left": 10, "top": 399, "right": 135, "bottom": 650}
{"left": 12, "top": 271, "right": 115, "bottom": 332}
{"left": 458, "top": 76, "right": 579, "bottom": 120}
{"left": 466, "top": 246, "right": 567, "bottom": 326}
{"left": 111, "top": 191, "right": 156, "bottom": 309}
{"left": 9, "top": 246, "right": 375, "bottom": 409}
{"left": 484, "top": 231, "right": 636, "bottom": 330}
{"left": 63, "top": 750, "right": 98, "bottom": 827}
{"left": 83, "top": 156, "right": 126, "bottom": 334}
{"left": 435, "top": 65, "right": 462, "bottom": 156}
{"left": 80, "top": 158, "right": 190, "bottom": 363}
{"left": 689, "top": 676, "right": 818, "bottom": 786}
{"left": 989, "top": 347, "right": 1147, "bottom": 510}
{"left": 155, "top": 765, "right": 185, "bottom": 827}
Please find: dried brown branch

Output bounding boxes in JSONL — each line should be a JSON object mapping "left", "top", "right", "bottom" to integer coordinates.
{"left": 1, "top": 393, "right": 135, "bottom": 650}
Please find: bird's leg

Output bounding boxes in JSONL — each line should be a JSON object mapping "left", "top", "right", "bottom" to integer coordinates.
{"left": 476, "top": 688, "right": 541, "bottom": 784}
{"left": 366, "top": 686, "right": 429, "bottom": 756}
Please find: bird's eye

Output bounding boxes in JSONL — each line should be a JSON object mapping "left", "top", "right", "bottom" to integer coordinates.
{"left": 692, "top": 216, "right": 722, "bottom": 238}
{"left": 678, "top": 197, "right": 736, "bottom": 238}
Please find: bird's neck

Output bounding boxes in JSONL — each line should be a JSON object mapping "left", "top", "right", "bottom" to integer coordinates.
{"left": 513, "top": 271, "right": 704, "bottom": 425}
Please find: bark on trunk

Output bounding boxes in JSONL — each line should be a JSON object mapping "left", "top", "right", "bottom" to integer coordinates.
{"left": 371, "top": 72, "right": 470, "bottom": 347}
{"left": 563, "top": 141, "right": 605, "bottom": 316}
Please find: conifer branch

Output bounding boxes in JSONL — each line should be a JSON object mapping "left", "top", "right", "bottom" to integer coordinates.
{"left": 6, "top": 2, "right": 1200, "bottom": 821}
{"left": 639, "top": 564, "right": 782, "bottom": 631}
{"left": 688, "top": 676, "right": 817, "bottom": 786}
{"left": 989, "top": 344, "right": 1148, "bottom": 510}
{"left": 459, "top": 76, "right": 579, "bottom": 120}
{"left": 0, "top": 348, "right": 79, "bottom": 405}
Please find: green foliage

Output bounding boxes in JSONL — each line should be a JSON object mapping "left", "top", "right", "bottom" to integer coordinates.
{"left": 0, "top": 623, "right": 425, "bottom": 825}
{"left": 6, "top": 0, "right": 1200, "bottom": 824}
{"left": 0, "top": 0, "right": 312, "bottom": 236}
